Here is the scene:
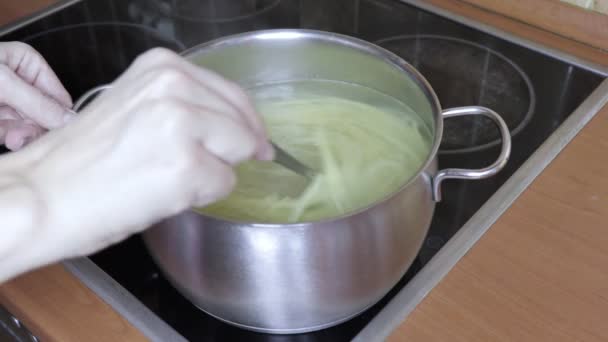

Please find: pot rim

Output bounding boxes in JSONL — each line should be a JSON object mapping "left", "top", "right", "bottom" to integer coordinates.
{"left": 180, "top": 28, "right": 444, "bottom": 228}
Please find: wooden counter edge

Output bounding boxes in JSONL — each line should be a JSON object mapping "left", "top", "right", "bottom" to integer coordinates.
{"left": 388, "top": 1, "right": 608, "bottom": 341}
{"left": 0, "top": 264, "right": 149, "bottom": 342}
{"left": 459, "top": 0, "right": 608, "bottom": 52}
{"left": 425, "top": 0, "right": 608, "bottom": 67}
{"left": 388, "top": 83, "right": 608, "bottom": 342}
{"left": 0, "top": 0, "right": 66, "bottom": 29}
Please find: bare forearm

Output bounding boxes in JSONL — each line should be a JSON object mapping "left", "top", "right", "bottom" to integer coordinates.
{"left": 0, "top": 156, "right": 47, "bottom": 283}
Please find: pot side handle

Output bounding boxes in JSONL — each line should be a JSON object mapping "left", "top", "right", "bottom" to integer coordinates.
{"left": 73, "top": 84, "right": 112, "bottom": 111}
{"left": 433, "top": 106, "right": 512, "bottom": 202}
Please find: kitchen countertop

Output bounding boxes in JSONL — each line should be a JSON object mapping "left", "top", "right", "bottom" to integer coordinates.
{"left": 1, "top": 0, "right": 608, "bottom": 341}
{"left": 384, "top": 2, "right": 608, "bottom": 341}
{"left": 390, "top": 107, "right": 608, "bottom": 341}
{"left": 0, "top": 0, "right": 57, "bottom": 26}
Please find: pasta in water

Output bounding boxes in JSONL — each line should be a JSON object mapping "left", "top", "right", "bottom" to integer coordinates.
{"left": 196, "top": 80, "right": 433, "bottom": 223}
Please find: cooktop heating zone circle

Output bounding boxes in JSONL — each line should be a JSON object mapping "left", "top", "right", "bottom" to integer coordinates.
{"left": 377, "top": 34, "right": 536, "bottom": 154}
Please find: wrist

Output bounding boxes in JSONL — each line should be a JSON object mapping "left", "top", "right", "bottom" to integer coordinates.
{"left": 0, "top": 168, "right": 48, "bottom": 282}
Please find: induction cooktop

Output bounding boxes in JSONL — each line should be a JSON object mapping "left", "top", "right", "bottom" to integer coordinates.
{"left": 1, "top": 0, "right": 606, "bottom": 341}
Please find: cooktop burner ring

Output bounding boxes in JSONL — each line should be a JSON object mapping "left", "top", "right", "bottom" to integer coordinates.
{"left": 376, "top": 34, "right": 536, "bottom": 154}
{"left": 19, "top": 21, "right": 186, "bottom": 100}
{"left": 21, "top": 21, "right": 187, "bottom": 51}
{"left": 153, "top": 0, "right": 283, "bottom": 23}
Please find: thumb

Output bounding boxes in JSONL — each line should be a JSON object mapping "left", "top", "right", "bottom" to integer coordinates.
{"left": 4, "top": 122, "right": 44, "bottom": 151}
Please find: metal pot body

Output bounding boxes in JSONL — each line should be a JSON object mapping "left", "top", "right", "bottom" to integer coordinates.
{"left": 144, "top": 169, "right": 435, "bottom": 333}
{"left": 141, "top": 29, "right": 511, "bottom": 334}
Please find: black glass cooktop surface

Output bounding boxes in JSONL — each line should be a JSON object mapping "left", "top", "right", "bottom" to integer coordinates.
{"left": 1, "top": 0, "right": 604, "bottom": 341}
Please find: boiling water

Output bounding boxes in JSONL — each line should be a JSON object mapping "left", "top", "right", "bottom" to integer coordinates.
{"left": 196, "top": 79, "right": 433, "bottom": 223}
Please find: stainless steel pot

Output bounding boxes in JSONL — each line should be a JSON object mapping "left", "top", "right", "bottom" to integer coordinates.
{"left": 78, "top": 29, "right": 511, "bottom": 334}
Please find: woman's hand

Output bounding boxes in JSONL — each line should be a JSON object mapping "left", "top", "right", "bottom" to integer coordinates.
{"left": 0, "top": 42, "right": 74, "bottom": 150}
{"left": 1, "top": 47, "right": 273, "bottom": 276}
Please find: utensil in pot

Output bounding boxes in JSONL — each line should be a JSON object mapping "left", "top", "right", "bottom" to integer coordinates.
{"left": 270, "top": 141, "right": 316, "bottom": 180}
{"left": 73, "top": 84, "right": 317, "bottom": 182}
{"left": 77, "top": 29, "right": 512, "bottom": 334}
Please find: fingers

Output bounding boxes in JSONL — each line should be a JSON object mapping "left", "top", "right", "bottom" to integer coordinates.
{"left": 0, "top": 119, "right": 14, "bottom": 140}
{"left": 172, "top": 60, "right": 267, "bottom": 136}
{"left": 148, "top": 98, "right": 260, "bottom": 166}
{"left": 190, "top": 146, "right": 237, "bottom": 207}
{"left": 0, "top": 64, "right": 72, "bottom": 129}
{"left": 142, "top": 70, "right": 266, "bottom": 155}
{"left": 0, "top": 107, "right": 22, "bottom": 148}
{"left": 0, "top": 119, "right": 44, "bottom": 150}
{"left": 183, "top": 65, "right": 275, "bottom": 160}
{"left": 0, "top": 105, "right": 47, "bottom": 151}
{"left": 0, "top": 105, "right": 20, "bottom": 120}
{"left": 191, "top": 108, "right": 261, "bottom": 166}
{"left": 0, "top": 42, "right": 72, "bottom": 108}
{"left": 126, "top": 48, "right": 274, "bottom": 160}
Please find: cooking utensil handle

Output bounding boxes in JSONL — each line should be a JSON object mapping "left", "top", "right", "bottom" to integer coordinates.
{"left": 73, "top": 84, "right": 112, "bottom": 111}
{"left": 433, "top": 106, "right": 511, "bottom": 202}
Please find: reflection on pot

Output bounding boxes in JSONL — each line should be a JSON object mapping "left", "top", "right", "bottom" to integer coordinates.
{"left": 377, "top": 35, "right": 536, "bottom": 154}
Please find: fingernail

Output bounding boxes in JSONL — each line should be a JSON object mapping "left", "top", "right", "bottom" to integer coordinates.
{"left": 8, "top": 136, "right": 25, "bottom": 151}
{"left": 63, "top": 109, "right": 77, "bottom": 124}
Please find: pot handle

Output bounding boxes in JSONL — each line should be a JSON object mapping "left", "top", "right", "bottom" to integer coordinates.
{"left": 432, "top": 106, "right": 511, "bottom": 202}
{"left": 73, "top": 84, "right": 112, "bottom": 111}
